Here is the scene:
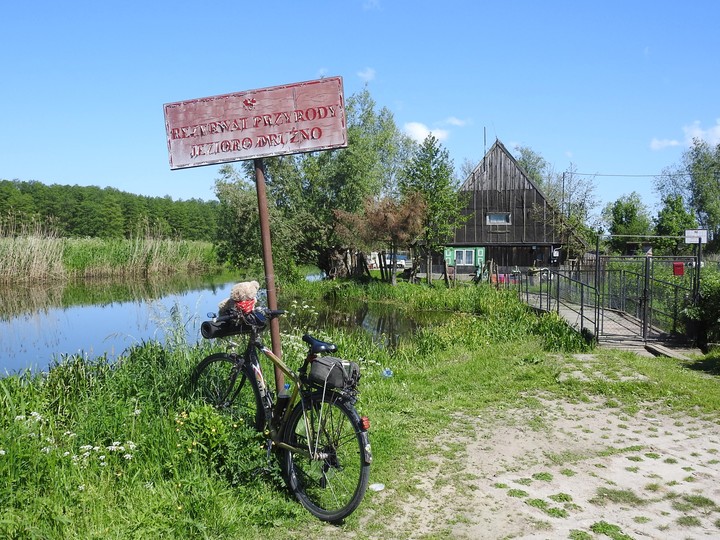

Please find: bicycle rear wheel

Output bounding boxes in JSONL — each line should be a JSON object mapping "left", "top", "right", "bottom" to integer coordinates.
{"left": 190, "top": 353, "right": 263, "bottom": 431}
{"left": 282, "top": 393, "right": 370, "bottom": 523}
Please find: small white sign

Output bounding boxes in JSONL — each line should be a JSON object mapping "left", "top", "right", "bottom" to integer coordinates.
{"left": 684, "top": 229, "right": 708, "bottom": 244}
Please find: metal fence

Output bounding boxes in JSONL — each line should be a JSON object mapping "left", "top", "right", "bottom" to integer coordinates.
{"left": 515, "top": 269, "right": 600, "bottom": 340}
{"left": 512, "top": 255, "right": 698, "bottom": 343}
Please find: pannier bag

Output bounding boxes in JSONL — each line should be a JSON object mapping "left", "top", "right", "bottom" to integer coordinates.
{"left": 310, "top": 356, "right": 360, "bottom": 390}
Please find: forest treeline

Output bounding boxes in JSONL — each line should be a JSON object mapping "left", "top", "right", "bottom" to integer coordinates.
{"left": 0, "top": 180, "right": 218, "bottom": 240}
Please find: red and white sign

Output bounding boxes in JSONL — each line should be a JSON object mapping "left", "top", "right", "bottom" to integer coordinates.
{"left": 164, "top": 77, "right": 347, "bottom": 169}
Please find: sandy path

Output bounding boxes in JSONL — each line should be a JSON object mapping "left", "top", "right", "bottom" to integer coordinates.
{"left": 360, "top": 355, "right": 720, "bottom": 539}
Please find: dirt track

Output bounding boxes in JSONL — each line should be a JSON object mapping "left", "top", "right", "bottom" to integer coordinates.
{"left": 359, "top": 354, "right": 720, "bottom": 539}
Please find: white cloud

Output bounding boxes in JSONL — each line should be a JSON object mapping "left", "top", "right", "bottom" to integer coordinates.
{"left": 652, "top": 119, "right": 720, "bottom": 151}
{"left": 683, "top": 119, "right": 720, "bottom": 146}
{"left": 357, "top": 67, "right": 376, "bottom": 82}
{"left": 650, "top": 138, "right": 681, "bottom": 151}
{"left": 403, "top": 122, "right": 449, "bottom": 142}
{"left": 445, "top": 116, "right": 467, "bottom": 127}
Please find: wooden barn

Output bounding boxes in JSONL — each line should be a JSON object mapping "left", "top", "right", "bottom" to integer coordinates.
{"left": 444, "top": 139, "right": 580, "bottom": 275}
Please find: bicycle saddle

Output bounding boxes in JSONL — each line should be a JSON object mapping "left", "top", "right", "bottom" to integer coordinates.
{"left": 302, "top": 334, "right": 338, "bottom": 355}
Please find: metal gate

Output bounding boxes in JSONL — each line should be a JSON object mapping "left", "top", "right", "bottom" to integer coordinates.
{"left": 598, "top": 255, "right": 698, "bottom": 341}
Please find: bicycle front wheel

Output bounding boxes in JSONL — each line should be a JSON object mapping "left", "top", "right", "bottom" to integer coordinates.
{"left": 282, "top": 394, "right": 370, "bottom": 523}
{"left": 190, "top": 353, "right": 263, "bottom": 431}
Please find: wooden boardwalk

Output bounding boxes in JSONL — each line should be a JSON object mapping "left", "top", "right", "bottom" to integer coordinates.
{"left": 527, "top": 293, "right": 701, "bottom": 359}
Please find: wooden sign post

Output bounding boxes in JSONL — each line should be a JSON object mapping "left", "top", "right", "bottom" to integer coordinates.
{"left": 164, "top": 77, "right": 347, "bottom": 392}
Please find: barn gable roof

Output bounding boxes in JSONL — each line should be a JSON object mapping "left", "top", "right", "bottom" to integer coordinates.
{"left": 452, "top": 139, "right": 587, "bottom": 253}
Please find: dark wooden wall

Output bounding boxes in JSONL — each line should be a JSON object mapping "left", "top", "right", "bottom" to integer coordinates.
{"left": 452, "top": 140, "right": 563, "bottom": 248}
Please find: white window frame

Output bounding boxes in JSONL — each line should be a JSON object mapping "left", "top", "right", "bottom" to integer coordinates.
{"left": 454, "top": 249, "right": 474, "bottom": 266}
{"left": 486, "top": 212, "right": 511, "bottom": 225}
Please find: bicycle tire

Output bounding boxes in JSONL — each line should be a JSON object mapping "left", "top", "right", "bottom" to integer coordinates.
{"left": 190, "top": 353, "right": 264, "bottom": 431}
{"left": 281, "top": 393, "right": 370, "bottom": 523}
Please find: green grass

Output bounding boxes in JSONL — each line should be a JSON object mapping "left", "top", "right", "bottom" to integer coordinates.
{"left": 2, "top": 279, "right": 720, "bottom": 537}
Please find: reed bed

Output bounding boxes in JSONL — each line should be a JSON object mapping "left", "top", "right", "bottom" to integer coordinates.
{"left": 0, "top": 223, "right": 217, "bottom": 284}
{"left": 0, "top": 220, "right": 65, "bottom": 282}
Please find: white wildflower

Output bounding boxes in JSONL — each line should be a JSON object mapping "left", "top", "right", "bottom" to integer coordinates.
{"left": 63, "top": 451, "right": 70, "bottom": 457}
{"left": 14, "top": 415, "right": 26, "bottom": 422}
{"left": 30, "top": 411, "right": 43, "bottom": 422}
{"left": 78, "top": 484, "right": 85, "bottom": 492}
{"left": 0, "top": 449, "right": 6, "bottom": 456}
{"left": 126, "top": 441, "right": 137, "bottom": 451}
{"left": 133, "top": 409, "right": 142, "bottom": 416}
{"left": 93, "top": 446, "right": 100, "bottom": 452}
{"left": 123, "top": 454, "right": 133, "bottom": 460}
{"left": 98, "top": 455, "right": 106, "bottom": 461}
{"left": 63, "top": 431, "right": 76, "bottom": 438}
{"left": 100, "top": 461, "right": 107, "bottom": 467}
{"left": 41, "top": 447, "right": 51, "bottom": 454}
{"left": 82, "top": 451, "right": 90, "bottom": 458}
{"left": 79, "top": 445, "right": 93, "bottom": 452}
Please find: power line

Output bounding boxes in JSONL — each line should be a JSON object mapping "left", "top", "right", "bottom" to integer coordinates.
{"left": 572, "top": 169, "right": 719, "bottom": 178}
{"left": 572, "top": 172, "right": 688, "bottom": 178}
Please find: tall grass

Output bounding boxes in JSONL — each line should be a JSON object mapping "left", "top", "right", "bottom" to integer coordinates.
{"left": 61, "top": 237, "right": 217, "bottom": 278}
{"left": 0, "top": 218, "right": 217, "bottom": 283}
{"left": 0, "top": 217, "right": 65, "bottom": 281}
{"left": 2, "top": 281, "right": 717, "bottom": 538}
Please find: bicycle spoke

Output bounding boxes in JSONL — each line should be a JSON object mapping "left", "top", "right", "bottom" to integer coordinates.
{"left": 191, "top": 353, "right": 263, "bottom": 431}
{"left": 283, "top": 395, "right": 370, "bottom": 522}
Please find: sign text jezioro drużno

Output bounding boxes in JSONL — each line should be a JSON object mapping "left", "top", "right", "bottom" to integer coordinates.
{"left": 164, "top": 77, "right": 347, "bottom": 169}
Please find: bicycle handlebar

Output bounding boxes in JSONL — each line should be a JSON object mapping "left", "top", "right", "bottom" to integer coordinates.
{"left": 201, "top": 307, "right": 285, "bottom": 340}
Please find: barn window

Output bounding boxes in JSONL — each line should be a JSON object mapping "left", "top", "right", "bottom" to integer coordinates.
{"left": 486, "top": 212, "right": 511, "bottom": 225}
{"left": 454, "top": 249, "right": 474, "bottom": 266}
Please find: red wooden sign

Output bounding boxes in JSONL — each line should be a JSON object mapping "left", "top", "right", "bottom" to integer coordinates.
{"left": 164, "top": 77, "right": 347, "bottom": 169}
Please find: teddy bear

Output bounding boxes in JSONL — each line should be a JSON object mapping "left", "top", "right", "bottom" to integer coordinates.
{"left": 217, "top": 280, "right": 260, "bottom": 315}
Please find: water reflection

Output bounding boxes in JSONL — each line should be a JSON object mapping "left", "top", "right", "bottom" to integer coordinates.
{"left": 1, "top": 277, "right": 444, "bottom": 376}
{"left": 291, "top": 298, "right": 446, "bottom": 350}
{"left": 0, "top": 276, "right": 238, "bottom": 375}
{"left": 0, "top": 275, "right": 231, "bottom": 321}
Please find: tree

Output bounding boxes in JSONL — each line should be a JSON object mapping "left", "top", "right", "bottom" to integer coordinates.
{"left": 654, "top": 138, "right": 720, "bottom": 251}
{"left": 230, "top": 87, "right": 412, "bottom": 277}
{"left": 335, "top": 192, "right": 426, "bottom": 284}
{"left": 400, "top": 135, "right": 467, "bottom": 282}
{"left": 213, "top": 164, "right": 300, "bottom": 282}
{"left": 653, "top": 194, "right": 698, "bottom": 255}
{"left": 602, "top": 192, "right": 653, "bottom": 254}
{"left": 514, "top": 145, "right": 548, "bottom": 187}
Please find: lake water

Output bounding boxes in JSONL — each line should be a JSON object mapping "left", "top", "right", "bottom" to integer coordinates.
{"left": 0, "top": 277, "right": 238, "bottom": 375}
{"left": 0, "top": 277, "right": 442, "bottom": 376}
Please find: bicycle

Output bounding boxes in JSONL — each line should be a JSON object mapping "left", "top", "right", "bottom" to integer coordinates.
{"left": 190, "top": 306, "right": 372, "bottom": 523}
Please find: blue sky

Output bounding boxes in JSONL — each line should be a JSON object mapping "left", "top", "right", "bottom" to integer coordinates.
{"left": 2, "top": 0, "right": 719, "bottom": 218}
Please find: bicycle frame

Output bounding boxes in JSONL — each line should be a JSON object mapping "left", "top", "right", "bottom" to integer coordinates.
{"left": 240, "top": 334, "right": 322, "bottom": 459}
